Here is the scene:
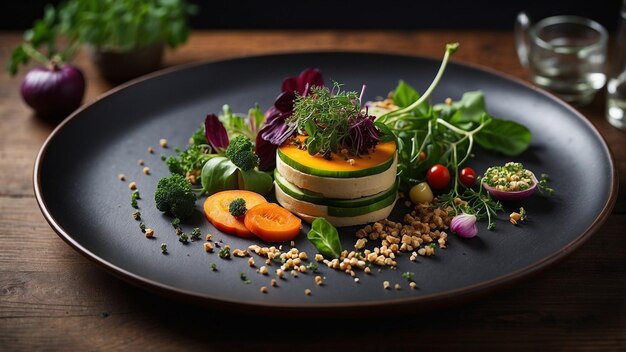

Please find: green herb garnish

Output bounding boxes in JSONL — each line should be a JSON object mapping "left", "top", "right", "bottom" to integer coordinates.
{"left": 218, "top": 247, "right": 231, "bottom": 259}
{"left": 132, "top": 211, "right": 141, "bottom": 220}
{"left": 190, "top": 227, "right": 202, "bottom": 241}
{"left": 402, "top": 272, "right": 415, "bottom": 281}
{"left": 131, "top": 190, "right": 140, "bottom": 209}
{"left": 307, "top": 218, "right": 342, "bottom": 259}
{"left": 139, "top": 222, "right": 146, "bottom": 233}
{"left": 538, "top": 173, "right": 555, "bottom": 196}
{"left": 210, "top": 263, "right": 217, "bottom": 271}
{"left": 240, "top": 272, "right": 251, "bottom": 284}
{"left": 160, "top": 243, "right": 168, "bottom": 254}
{"left": 178, "top": 232, "right": 188, "bottom": 244}
{"left": 307, "top": 262, "right": 319, "bottom": 274}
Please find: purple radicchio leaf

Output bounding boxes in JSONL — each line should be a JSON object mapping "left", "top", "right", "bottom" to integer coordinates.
{"left": 281, "top": 68, "right": 324, "bottom": 95}
{"left": 255, "top": 68, "right": 325, "bottom": 170}
{"left": 204, "top": 113, "right": 229, "bottom": 152}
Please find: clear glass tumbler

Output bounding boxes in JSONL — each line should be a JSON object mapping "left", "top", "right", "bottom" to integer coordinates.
{"left": 606, "top": 0, "right": 626, "bottom": 130}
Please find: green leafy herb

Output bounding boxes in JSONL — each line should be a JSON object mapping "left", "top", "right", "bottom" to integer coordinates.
{"left": 219, "top": 104, "right": 265, "bottom": 141}
{"left": 291, "top": 83, "right": 359, "bottom": 156}
{"left": 218, "top": 247, "right": 231, "bottom": 259}
{"left": 171, "top": 218, "right": 181, "bottom": 229}
{"left": 228, "top": 198, "right": 247, "bottom": 217}
{"left": 376, "top": 43, "right": 532, "bottom": 231}
{"left": 139, "top": 221, "right": 146, "bottom": 233}
{"left": 190, "top": 227, "right": 202, "bottom": 241}
{"left": 160, "top": 243, "right": 168, "bottom": 254}
{"left": 165, "top": 144, "right": 214, "bottom": 181}
{"left": 307, "top": 218, "right": 342, "bottom": 259}
{"left": 7, "top": 4, "right": 81, "bottom": 75}
{"left": 132, "top": 211, "right": 141, "bottom": 220}
{"left": 538, "top": 173, "right": 555, "bottom": 196}
{"left": 210, "top": 263, "right": 217, "bottom": 271}
{"left": 58, "top": 0, "right": 197, "bottom": 50}
{"left": 178, "top": 232, "right": 188, "bottom": 244}
{"left": 402, "top": 271, "right": 415, "bottom": 281}
{"left": 240, "top": 272, "right": 251, "bottom": 284}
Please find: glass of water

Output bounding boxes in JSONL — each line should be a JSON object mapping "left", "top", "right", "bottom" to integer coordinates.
{"left": 607, "top": 0, "right": 626, "bottom": 130}
{"left": 515, "top": 12, "right": 608, "bottom": 106}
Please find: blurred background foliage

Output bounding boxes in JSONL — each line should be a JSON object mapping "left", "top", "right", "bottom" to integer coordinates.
{"left": 1, "top": 0, "right": 621, "bottom": 31}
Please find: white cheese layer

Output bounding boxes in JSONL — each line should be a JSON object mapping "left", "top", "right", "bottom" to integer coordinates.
{"left": 275, "top": 182, "right": 397, "bottom": 227}
{"left": 275, "top": 154, "right": 397, "bottom": 199}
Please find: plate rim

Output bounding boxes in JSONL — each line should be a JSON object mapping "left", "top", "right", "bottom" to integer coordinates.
{"left": 32, "top": 50, "right": 619, "bottom": 313}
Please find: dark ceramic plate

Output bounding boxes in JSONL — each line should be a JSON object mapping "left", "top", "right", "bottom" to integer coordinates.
{"left": 34, "top": 52, "right": 617, "bottom": 315}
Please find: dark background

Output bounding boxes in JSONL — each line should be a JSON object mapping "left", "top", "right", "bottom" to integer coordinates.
{"left": 0, "top": 0, "right": 622, "bottom": 31}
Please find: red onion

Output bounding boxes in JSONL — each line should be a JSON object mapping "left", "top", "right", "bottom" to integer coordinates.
{"left": 20, "top": 63, "right": 85, "bottom": 120}
{"left": 450, "top": 213, "right": 478, "bottom": 238}
{"left": 483, "top": 172, "right": 538, "bottom": 201}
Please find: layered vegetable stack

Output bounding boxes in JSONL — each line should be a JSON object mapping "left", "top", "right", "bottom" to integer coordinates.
{"left": 263, "top": 81, "right": 398, "bottom": 227}
{"left": 274, "top": 137, "right": 398, "bottom": 227}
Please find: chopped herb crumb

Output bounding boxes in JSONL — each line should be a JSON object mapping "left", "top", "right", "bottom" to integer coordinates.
{"left": 178, "top": 232, "right": 189, "bottom": 244}
{"left": 190, "top": 227, "right": 202, "bottom": 241}
{"left": 171, "top": 218, "right": 181, "bottom": 229}
{"left": 160, "top": 154, "right": 167, "bottom": 161}
{"left": 131, "top": 191, "right": 140, "bottom": 208}
{"left": 428, "top": 243, "right": 437, "bottom": 249}
{"left": 160, "top": 243, "right": 168, "bottom": 254}
{"left": 402, "top": 271, "right": 415, "bottom": 282}
{"left": 307, "top": 262, "right": 319, "bottom": 273}
{"left": 210, "top": 263, "right": 217, "bottom": 271}
{"left": 132, "top": 211, "right": 141, "bottom": 220}
{"left": 139, "top": 222, "right": 146, "bottom": 233}
{"left": 218, "top": 247, "right": 231, "bottom": 259}
{"left": 240, "top": 272, "right": 251, "bottom": 284}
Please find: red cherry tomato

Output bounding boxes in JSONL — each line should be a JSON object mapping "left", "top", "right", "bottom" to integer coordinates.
{"left": 459, "top": 167, "right": 477, "bottom": 188}
{"left": 426, "top": 164, "right": 451, "bottom": 189}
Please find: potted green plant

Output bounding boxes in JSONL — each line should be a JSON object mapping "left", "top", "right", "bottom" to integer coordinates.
{"left": 60, "top": 0, "right": 197, "bottom": 83}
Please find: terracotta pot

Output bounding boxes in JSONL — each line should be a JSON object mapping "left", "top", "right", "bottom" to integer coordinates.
{"left": 90, "top": 42, "right": 164, "bottom": 84}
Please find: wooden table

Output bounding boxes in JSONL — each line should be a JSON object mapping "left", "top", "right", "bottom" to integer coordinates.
{"left": 1, "top": 31, "right": 624, "bottom": 351}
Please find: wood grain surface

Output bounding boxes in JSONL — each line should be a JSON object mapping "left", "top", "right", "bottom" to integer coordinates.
{"left": 1, "top": 30, "right": 624, "bottom": 351}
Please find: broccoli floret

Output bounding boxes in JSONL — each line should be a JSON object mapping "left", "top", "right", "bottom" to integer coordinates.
{"left": 228, "top": 198, "right": 247, "bottom": 217}
{"left": 225, "top": 136, "right": 259, "bottom": 171}
{"left": 154, "top": 174, "right": 197, "bottom": 219}
{"left": 165, "top": 155, "right": 185, "bottom": 176}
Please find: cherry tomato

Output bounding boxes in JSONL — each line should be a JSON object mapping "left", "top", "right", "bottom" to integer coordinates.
{"left": 459, "top": 167, "right": 477, "bottom": 188}
{"left": 426, "top": 164, "right": 451, "bottom": 189}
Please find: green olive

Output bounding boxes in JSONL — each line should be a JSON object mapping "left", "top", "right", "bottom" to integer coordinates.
{"left": 409, "top": 182, "right": 434, "bottom": 204}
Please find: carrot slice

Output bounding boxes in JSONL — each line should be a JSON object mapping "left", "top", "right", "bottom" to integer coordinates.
{"left": 203, "top": 190, "right": 267, "bottom": 238}
{"left": 244, "top": 203, "right": 302, "bottom": 242}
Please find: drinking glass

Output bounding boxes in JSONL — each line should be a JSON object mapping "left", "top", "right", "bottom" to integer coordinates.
{"left": 515, "top": 12, "right": 608, "bottom": 106}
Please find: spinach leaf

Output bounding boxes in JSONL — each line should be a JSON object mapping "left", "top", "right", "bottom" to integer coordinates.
{"left": 307, "top": 218, "right": 342, "bottom": 259}
{"left": 392, "top": 80, "right": 429, "bottom": 116}
{"left": 475, "top": 117, "right": 532, "bottom": 156}
{"left": 450, "top": 91, "right": 486, "bottom": 124}
{"left": 200, "top": 157, "right": 239, "bottom": 195}
{"left": 238, "top": 169, "right": 273, "bottom": 195}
